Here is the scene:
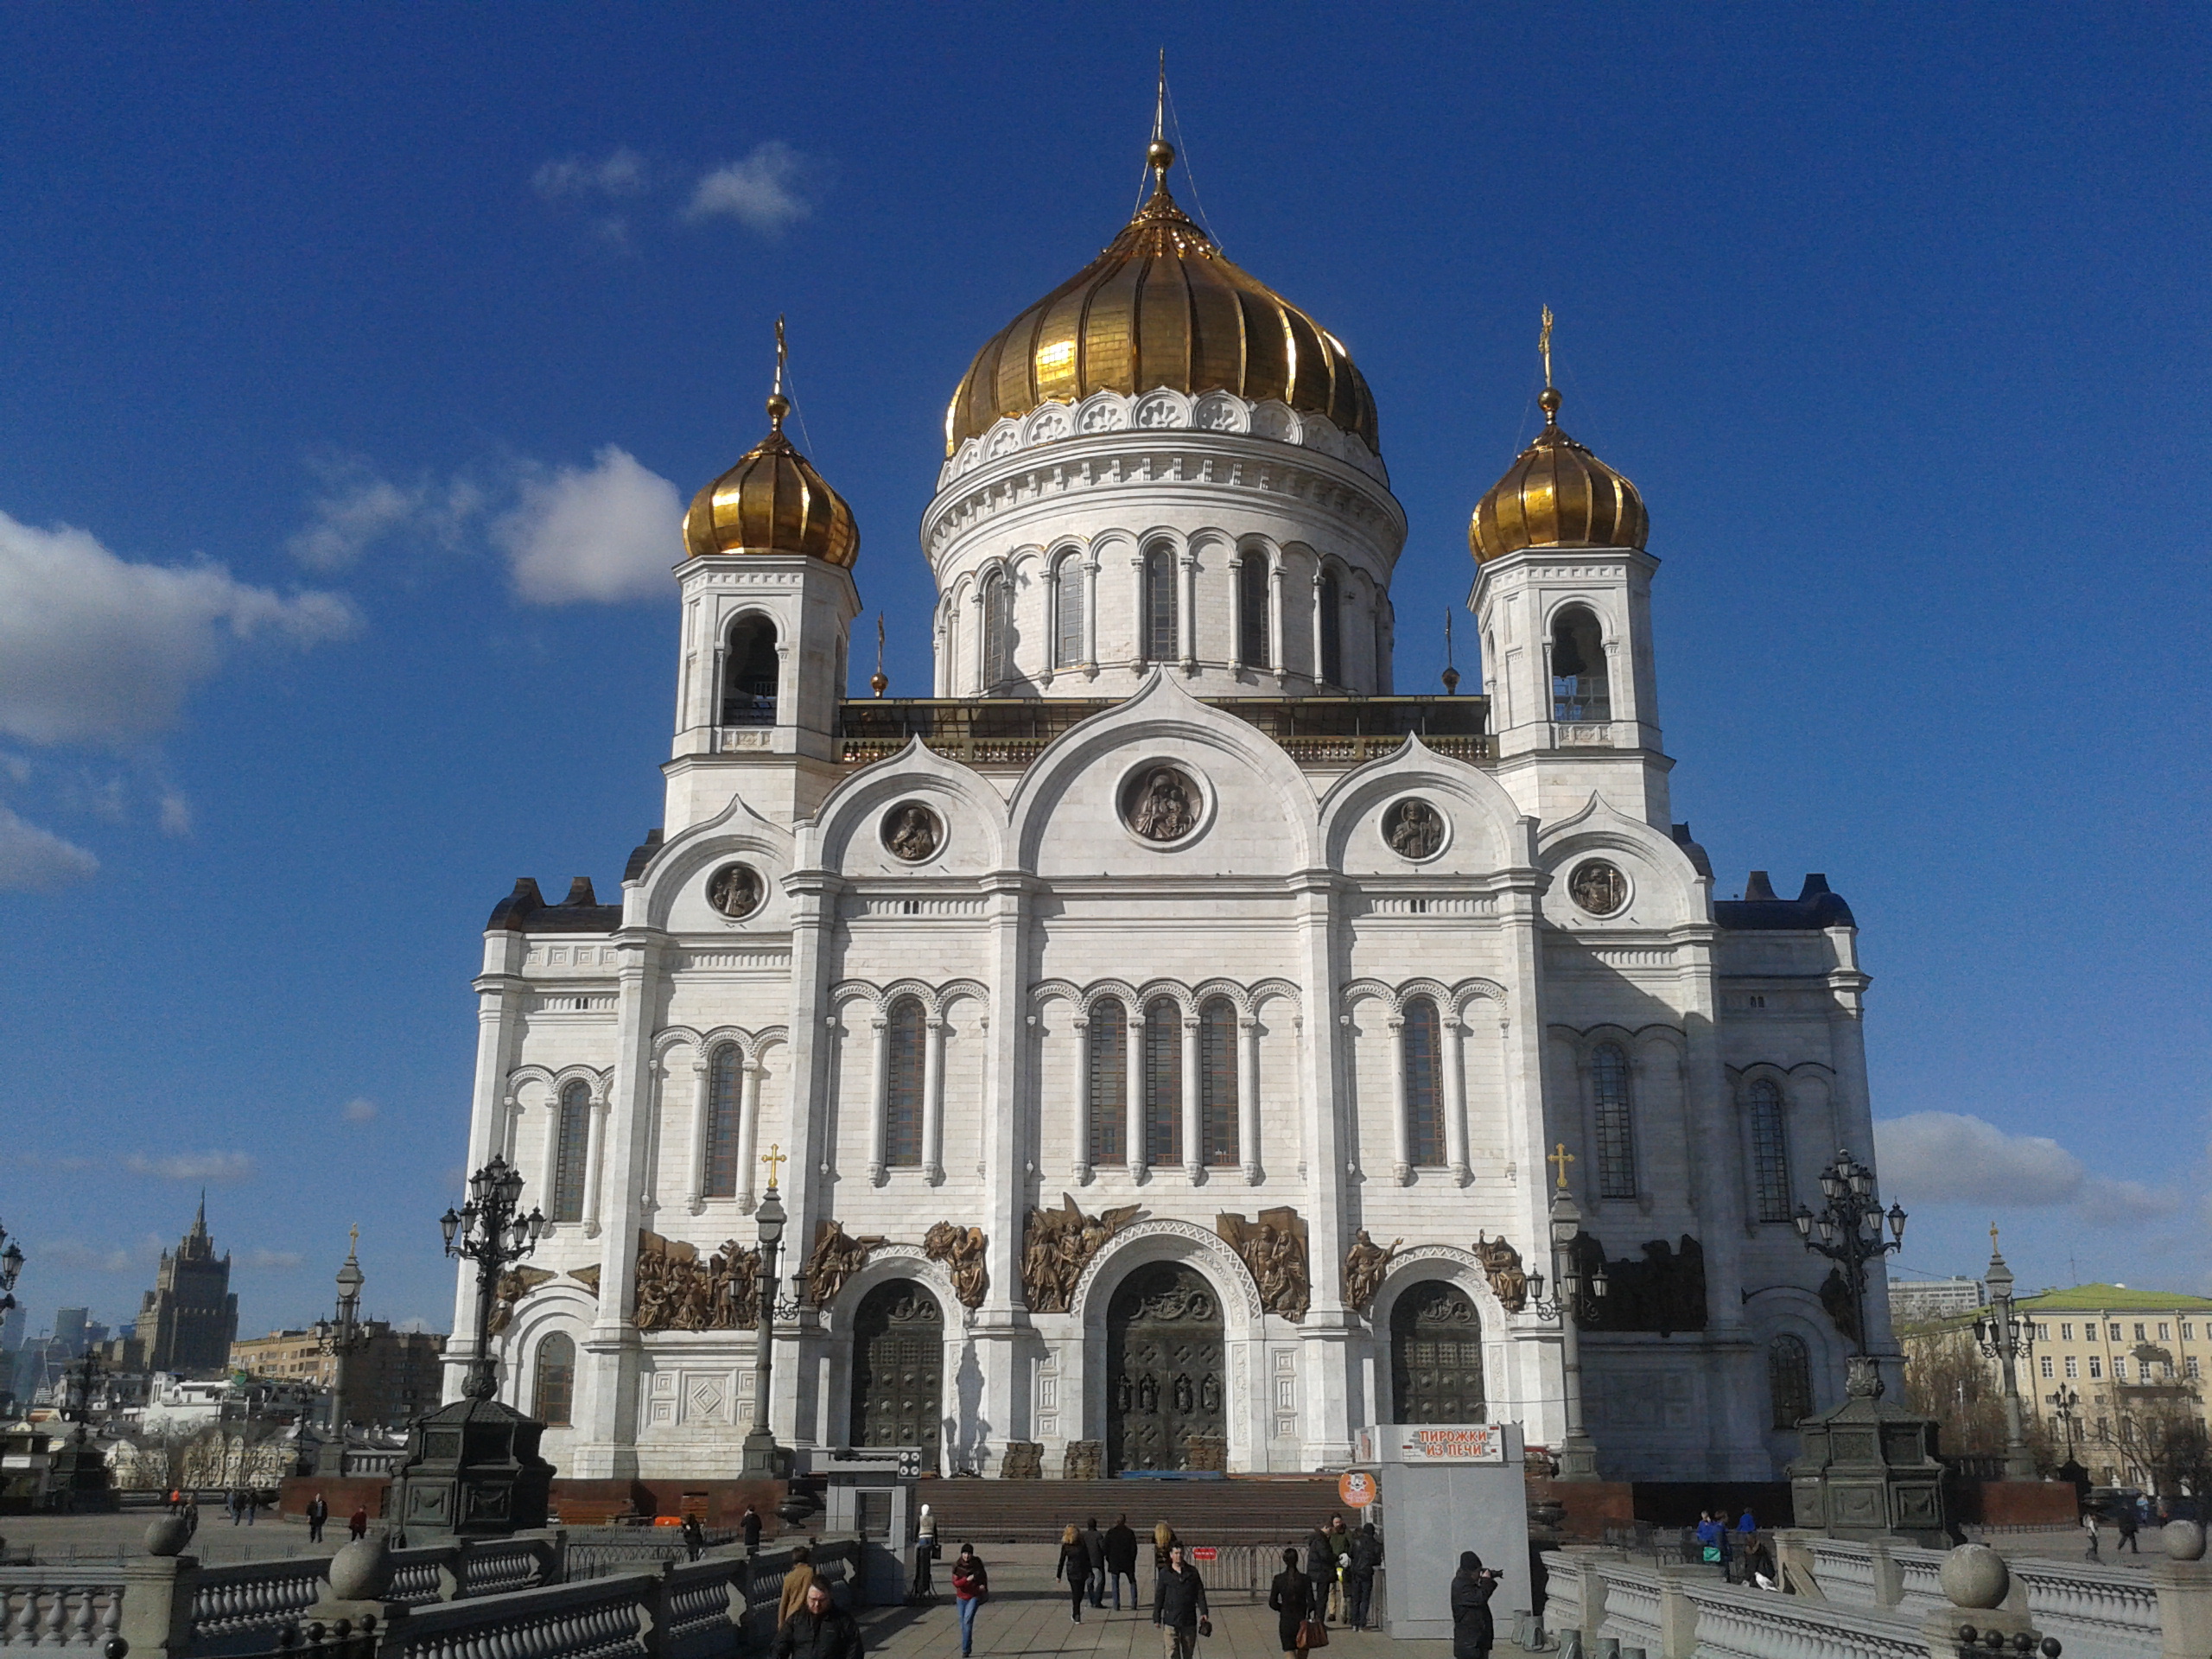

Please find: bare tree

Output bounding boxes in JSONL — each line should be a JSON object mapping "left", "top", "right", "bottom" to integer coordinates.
{"left": 1903, "top": 1328, "right": 2007, "bottom": 1455}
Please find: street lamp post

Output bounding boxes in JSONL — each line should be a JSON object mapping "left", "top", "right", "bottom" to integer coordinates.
{"left": 0, "top": 1217, "right": 24, "bottom": 1322}
{"left": 312, "top": 1227, "right": 373, "bottom": 1476}
{"left": 2047, "top": 1386, "right": 2082, "bottom": 1463}
{"left": 1973, "top": 1228, "right": 2038, "bottom": 1480}
{"left": 441, "top": 1156, "right": 547, "bottom": 1401}
{"left": 1523, "top": 1147, "right": 1607, "bottom": 1483}
{"left": 1791, "top": 1147, "right": 1908, "bottom": 1359}
{"left": 740, "top": 1146, "right": 806, "bottom": 1478}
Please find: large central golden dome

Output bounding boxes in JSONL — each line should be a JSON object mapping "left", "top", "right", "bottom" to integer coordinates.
{"left": 944, "top": 139, "right": 1379, "bottom": 457}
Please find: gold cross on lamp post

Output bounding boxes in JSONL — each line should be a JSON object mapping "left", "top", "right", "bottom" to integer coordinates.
{"left": 760, "top": 1142, "right": 787, "bottom": 1191}
{"left": 1548, "top": 1141, "right": 1575, "bottom": 1191}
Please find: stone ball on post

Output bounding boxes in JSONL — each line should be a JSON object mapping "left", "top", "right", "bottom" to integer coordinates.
{"left": 1939, "top": 1543, "right": 2011, "bottom": 1611}
{"left": 143, "top": 1515, "right": 191, "bottom": 1558}
{"left": 327, "top": 1534, "right": 395, "bottom": 1602}
{"left": 2164, "top": 1518, "right": 2208, "bottom": 1561}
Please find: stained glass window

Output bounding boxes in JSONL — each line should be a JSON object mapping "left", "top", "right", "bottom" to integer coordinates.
{"left": 982, "top": 573, "right": 1012, "bottom": 687}
{"left": 1237, "top": 555, "right": 1269, "bottom": 668}
{"left": 532, "top": 1332, "right": 575, "bottom": 1426}
{"left": 1402, "top": 998, "right": 1444, "bottom": 1166}
{"left": 886, "top": 998, "right": 925, "bottom": 1166}
{"left": 1144, "top": 998, "right": 1182, "bottom": 1166}
{"left": 1054, "top": 554, "right": 1084, "bottom": 669}
{"left": 1144, "top": 549, "right": 1178, "bottom": 663}
{"left": 1768, "top": 1334, "right": 1812, "bottom": 1429}
{"left": 1592, "top": 1043, "right": 1637, "bottom": 1198}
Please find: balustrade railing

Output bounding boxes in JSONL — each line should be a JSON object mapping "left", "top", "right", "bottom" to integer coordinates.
{"left": 0, "top": 1580, "right": 126, "bottom": 1649}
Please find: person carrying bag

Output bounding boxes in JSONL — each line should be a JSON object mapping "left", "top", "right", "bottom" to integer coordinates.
{"left": 1270, "top": 1547, "right": 1318, "bottom": 1659}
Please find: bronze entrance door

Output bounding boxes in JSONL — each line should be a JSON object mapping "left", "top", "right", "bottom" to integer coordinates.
{"left": 1390, "top": 1282, "right": 1485, "bottom": 1422}
{"left": 1107, "top": 1262, "right": 1225, "bottom": 1472}
{"left": 849, "top": 1280, "right": 944, "bottom": 1465}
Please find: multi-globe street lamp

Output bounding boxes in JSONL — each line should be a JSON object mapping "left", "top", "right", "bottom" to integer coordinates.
{"left": 440, "top": 1157, "right": 547, "bottom": 1400}
{"left": 2047, "top": 1385, "right": 2082, "bottom": 1463}
{"left": 739, "top": 1146, "right": 807, "bottom": 1479}
{"left": 1522, "top": 1146, "right": 1609, "bottom": 1482}
{"left": 312, "top": 1228, "right": 374, "bottom": 1474}
{"left": 0, "top": 1218, "right": 25, "bottom": 1321}
{"left": 1792, "top": 1147, "right": 1907, "bottom": 1358}
{"left": 1972, "top": 1230, "right": 2038, "bottom": 1480}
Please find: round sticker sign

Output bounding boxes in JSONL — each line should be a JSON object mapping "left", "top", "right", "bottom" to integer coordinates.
{"left": 1338, "top": 1470, "right": 1378, "bottom": 1509}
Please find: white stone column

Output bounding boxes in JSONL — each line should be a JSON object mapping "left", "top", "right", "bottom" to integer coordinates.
{"left": 970, "top": 589, "right": 987, "bottom": 693}
{"left": 1082, "top": 557, "right": 1100, "bottom": 669}
{"left": 1039, "top": 564, "right": 1059, "bottom": 685}
{"left": 1268, "top": 558, "right": 1287, "bottom": 683}
{"left": 1228, "top": 556, "right": 1247, "bottom": 671}
{"left": 1445, "top": 1014, "right": 1471, "bottom": 1185}
{"left": 685, "top": 1058, "right": 711, "bottom": 1214}
{"left": 1387, "top": 1014, "right": 1411, "bottom": 1185}
{"left": 454, "top": 942, "right": 528, "bottom": 1404}
{"left": 1071, "top": 1013, "right": 1093, "bottom": 1184}
{"left": 1181, "top": 1013, "right": 1203, "bottom": 1180}
{"left": 582, "top": 1078, "right": 611, "bottom": 1236}
{"left": 735, "top": 1054, "right": 765, "bottom": 1214}
{"left": 1238, "top": 1014, "right": 1262, "bottom": 1185}
{"left": 1310, "top": 575, "right": 1326, "bottom": 686}
{"left": 1178, "top": 551, "right": 1198, "bottom": 671}
{"left": 923, "top": 1014, "right": 947, "bottom": 1185}
{"left": 1292, "top": 872, "right": 1355, "bottom": 1466}
{"left": 778, "top": 870, "right": 844, "bottom": 1452}
{"left": 867, "top": 1014, "right": 890, "bottom": 1185}
{"left": 1127, "top": 1007, "right": 1148, "bottom": 1183}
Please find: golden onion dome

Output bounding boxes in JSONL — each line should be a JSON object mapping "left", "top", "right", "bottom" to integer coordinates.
{"left": 683, "top": 386, "right": 858, "bottom": 568}
{"left": 944, "top": 138, "right": 1379, "bottom": 457}
{"left": 1469, "top": 386, "right": 1648, "bottom": 563}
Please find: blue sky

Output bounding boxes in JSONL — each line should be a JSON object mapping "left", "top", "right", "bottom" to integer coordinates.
{"left": 2, "top": 7, "right": 2206, "bottom": 1341}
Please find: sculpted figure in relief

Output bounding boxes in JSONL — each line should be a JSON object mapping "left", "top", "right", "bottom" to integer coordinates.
{"left": 1473, "top": 1232, "right": 1529, "bottom": 1313}
{"left": 923, "top": 1221, "right": 989, "bottom": 1309}
{"left": 1021, "top": 1194, "right": 1141, "bottom": 1313}
{"left": 631, "top": 1231, "right": 761, "bottom": 1332}
{"left": 1128, "top": 768, "right": 1197, "bottom": 842}
{"left": 486, "top": 1265, "right": 555, "bottom": 1336}
{"left": 1218, "top": 1207, "right": 1310, "bottom": 1322}
{"left": 1386, "top": 798, "right": 1445, "bottom": 860}
{"left": 884, "top": 804, "right": 941, "bottom": 863}
{"left": 1341, "top": 1229, "right": 1402, "bottom": 1314}
{"left": 708, "top": 862, "right": 765, "bottom": 918}
{"left": 804, "top": 1219, "right": 885, "bottom": 1311}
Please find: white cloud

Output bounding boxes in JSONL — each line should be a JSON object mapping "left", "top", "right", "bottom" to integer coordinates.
{"left": 342, "top": 1097, "right": 378, "bottom": 1123}
{"left": 532, "top": 148, "right": 651, "bottom": 201}
{"left": 40, "top": 1240, "right": 143, "bottom": 1273}
{"left": 0, "top": 804, "right": 99, "bottom": 892}
{"left": 493, "top": 446, "right": 683, "bottom": 605}
{"left": 157, "top": 791, "right": 193, "bottom": 836}
{"left": 244, "top": 1249, "right": 302, "bottom": 1270}
{"left": 286, "top": 456, "right": 482, "bottom": 573}
{"left": 685, "top": 143, "right": 812, "bottom": 234}
{"left": 1874, "top": 1112, "right": 2180, "bottom": 1225}
{"left": 0, "top": 509, "right": 357, "bottom": 748}
{"left": 126, "top": 1151, "right": 255, "bottom": 1183}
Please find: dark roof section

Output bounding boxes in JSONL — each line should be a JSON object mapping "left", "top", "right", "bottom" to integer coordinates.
{"left": 623, "top": 829, "right": 664, "bottom": 885}
{"left": 486, "top": 876, "right": 624, "bottom": 935}
{"left": 1670, "top": 822, "right": 1713, "bottom": 880}
{"left": 1714, "top": 872, "right": 1856, "bottom": 931}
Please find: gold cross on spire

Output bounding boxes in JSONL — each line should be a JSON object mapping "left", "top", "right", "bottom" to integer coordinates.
{"left": 1154, "top": 48, "right": 1166, "bottom": 143}
{"left": 1548, "top": 1141, "right": 1575, "bottom": 1191}
{"left": 1990, "top": 1221, "right": 2001, "bottom": 1252}
{"left": 1540, "top": 305, "right": 1554, "bottom": 389}
{"left": 760, "top": 1141, "right": 788, "bottom": 1190}
{"left": 348, "top": 1223, "right": 359, "bottom": 1251}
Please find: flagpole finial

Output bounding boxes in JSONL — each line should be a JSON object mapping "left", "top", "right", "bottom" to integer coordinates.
{"left": 1539, "top": 306, "right": 1560, "bottom": 424}
{"left": 767, "top": 315, "right": 790, "bottom": 429}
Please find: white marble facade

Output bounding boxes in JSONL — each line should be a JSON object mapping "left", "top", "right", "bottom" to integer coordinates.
{"left": 447, "top": 372, "right": 1892, "bottom": 1491}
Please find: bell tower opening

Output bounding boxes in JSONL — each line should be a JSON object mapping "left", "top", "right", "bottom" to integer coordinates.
{"left": 721, "top": 615, "right": 780, "bottom": 727}
{"left": 1549, "top": 606, "right": 1609, "bottom": 723}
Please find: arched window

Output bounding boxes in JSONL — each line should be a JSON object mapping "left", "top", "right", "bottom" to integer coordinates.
{"left": 982, "top": 571, "right": 1013, "bottom": 688}
{"left": 1143, "top": 997, "right": 1182, "bottom": 1166}
{"left": 1319, "top": 568, "right": 1343, "bottom": 684}
{"left": 1747, "top": 1077, "right": 1791, "bottom": 1222}
{"left": 551, "top": 1080, "right": 591, "bottom": 1223}
{"left": 1550, "top": 606, "right": 1610, "bottom": 722}
{"left": 1143, "top": 547, "right": 1178, "bottom": 664}
{"left": 1591, "top": 1042, "right": 1637, "bottom": 1198}
{"left": 532, "top": 1332, "right": 575, "bottom": 1426}
{"left": 885, "top": 998, "right": 925, "bottom": 1167}
{"left": 721, "top": 614, "right": 779, "bottom": 726}
{"left": 1236, "top": 553, "right": 1270, "bottom": 668}
{"left": 1088, "top": 998, "right": 1128, "bottom": 1165}
{"left": 1198, "top": 999, "right": 1239, "bottom": 1167}
{"left": 1768, "top": 1333, "right": 1813, "bottom": 1429}
{"left": 1053, "top": 553, "right": 1085, "bottom": 670}
{"left": 703, "top": 1043, "right": 742, "bottom": 1199}
{"left": 1402, "top": 997, "right": 1445, "bottom": 1166}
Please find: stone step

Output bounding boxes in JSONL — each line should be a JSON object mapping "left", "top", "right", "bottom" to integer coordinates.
{"left": 918, "top": 1477, "right": 1350, "bottom": 1543}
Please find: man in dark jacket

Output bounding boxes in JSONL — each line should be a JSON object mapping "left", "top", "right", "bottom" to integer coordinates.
{"left": 1304, "top": 1525, "right": 1337, "bottom": 1624}
{"left": 1450, "top": 1552, "right": 1498, "bottom": 1659}
{"left": 1104, "top": 1514, "right": 1141, "bottom": 1610}
{"left": 1154, "top": 1542, "right": 1210, "bottom": 1659}
{"left": 1083, "top": 1518, "right": 1109, "bottom": 1608}
{"left": 1344, "top": 1523, "right": 1383, "bottom": 1630}
{"left": 774, "top": 1579, "right": 862, "bottom": 1659}
{"left": 741, "top": 1504, "right": 764, "bottom": 1557}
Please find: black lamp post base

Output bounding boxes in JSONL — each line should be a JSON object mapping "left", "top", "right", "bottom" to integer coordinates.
{"left": 1789, "top": 1357, "right": 1949, "bottom": 1547}
{"left": 387, "top": 1395, "right": 553, "bottom": 1541}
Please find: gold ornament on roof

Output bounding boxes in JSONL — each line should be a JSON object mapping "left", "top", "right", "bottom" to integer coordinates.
{"left": 1469, "top": 309, "right": 1647, "bottom": 563}
{"left": 943, "top": 124, "right": 1379, "bottom": 456}
{"left": 683, "top": 315, "right": 859, "bottom": 568}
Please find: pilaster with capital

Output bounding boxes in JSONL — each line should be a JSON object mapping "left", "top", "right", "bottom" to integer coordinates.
{"left": 778, "top": 866, "right": 844, "bottom": 1448}
{"left": 1499, "top": 833, "right": 1568, "bottom": 1449}
{"left": 1293, "top": 868, "right": 1355, "bottom": 1462}
{"left": 974, "top": 871, "right": 1037, "bottom": 1466}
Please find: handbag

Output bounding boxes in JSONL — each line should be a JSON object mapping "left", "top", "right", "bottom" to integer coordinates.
{"left": 1199, "top": 1617, "right": 1213, "bottom": 1639}
{"left": 1296, "top": 1618, "right": 1329, "bottom": 1649}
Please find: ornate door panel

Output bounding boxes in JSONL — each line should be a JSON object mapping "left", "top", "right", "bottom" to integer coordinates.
{"left": 1391, "top": 1282, "right": 1485, "bottom": 1423}
{"left": 1108, "top": 1262, "right": 1225, "bottom": 1472}
{"left": 849, "top": 1281, "right": 944, "bottom": 1462}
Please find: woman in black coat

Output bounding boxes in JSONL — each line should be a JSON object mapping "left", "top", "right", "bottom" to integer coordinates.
{"left": 1450, "top": 1551, "right": 1498, "bottom": 1659}
{"left": 1268, "top": 1547, "right": 1315, "bottom": 1659}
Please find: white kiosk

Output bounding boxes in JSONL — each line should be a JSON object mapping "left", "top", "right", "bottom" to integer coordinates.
{"left": 1354, "top": 1422, "right": 1533, "bottom": 1641}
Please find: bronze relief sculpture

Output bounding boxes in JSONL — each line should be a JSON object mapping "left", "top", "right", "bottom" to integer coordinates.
{"left": 1021, "top": 1193, "right": 1141, "bottom": 1313}
{"left": 1126, "top": 766, "right": 1198, "bottom": 842}
{"left": 1341, "top": 1228, "right": 1402, "bottom": 1314}
{"left": 923, "top": 1221, "right": 990, "bottom": 1309}
{"left": 486, "top": 1265, "right": 556, "bottom": 1336}
{"left": 883, "top": 803, "right": 943, "bottom": 863}
{"left": 708, "top": 862, "right": 766, "bottom": 919}
{"left": 1218, "top": 1207, "right": 1310, "bottom": 1321}
{"left": 1384, "top": 798, "right": 1445, "bottom": 860}
{"left": 804, "top": 1218, "right": 885, "bottom": 1310}
{"left": 632, "top": 1231, "right": 761, "bottom": 1332}
{"left": 1473, "top": 1232, "right": 1529, "bottom": 1313}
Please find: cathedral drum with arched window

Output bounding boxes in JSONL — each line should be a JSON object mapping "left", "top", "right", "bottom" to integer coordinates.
{"left": 1108, "top": 1262, "right": 1225, "bottom": 1472}
{"left": 849, "top": 1281, "right": 944, "bottom": 1464}
{"left": 1390, "top": 1282, "right": 1486, "bottom": 1423}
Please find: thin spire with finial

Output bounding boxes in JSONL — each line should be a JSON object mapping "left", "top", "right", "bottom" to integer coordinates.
{"left": 1539, "top": 305, "right": 1561, "bottom": 426}
{"left": 766, "top": 315, "right": 790, "bottom": 432}
{"left": 870, "top": 613, "right": 888, "bottom": 696}
{"left": 1441, "top": 609, "right": 1460, "bottom": 695}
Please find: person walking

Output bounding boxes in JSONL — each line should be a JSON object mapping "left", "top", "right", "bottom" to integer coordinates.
{"left": 1345, "top": 1522, "right": 1382, "bottom": 1631}
{"left": 2118, "top": 1503, "right": 2141, "bottom": 1554}
{"left": 1153, "top": 1520, "right": 1179, "bottom": 1609}
{"left": 742, "top": 1503, "right": 764, "bottom": 1558}
{"left": 1326, "top": 1517, "right": 1351, "bottom": 1622}
{"left": 184, "top": 1495, "right": 200, "bottom": 1538}
{"left": 1154, "top": 1541, "right": 1211, "bottom": 1659}
{"left": 347, "top": 1505, "right": 368, "bottom": 1542}
{"left": 1105, "top": 1514, "right": 1140, "bottom": 1611}
{"left": 1303, "top": 1523, "right": 1337, "bottom": 1626}
{"left": 772, "top": 1577, "right": 862, "bottom": 1659}
{"left": 226, "top": 1489, "right": 241, "bottom": 1526}
{"left": 779, "top": 1547, "right": 818, "bottom": 1630}
{"left": 950, "top": 1544, "right": 988, "bottom": 1658}
{"left": 910, "top": 1504, "right": 938, "bottom": 1604}
{"left": 1058, "top": 1524, "right": 1093, "bottom": 1622}
{"left": 1268, "top": 1547, "right": 1315, "bottom": 1659}
{"left": 306, "top": 1492, "right": 329, "bottom": 1544}
{"left": 682, "top": 1513, "right": 705, "bottom": 1561}
{"left": 1450, "top": 1552, "right": 1499, "bottom": 1659}
{"left": 2082, "top": 1508, "right": 2100, "bottom": 1560}
{"left": 1083, "top": 1517, "right": 1108, "bottom": 1610}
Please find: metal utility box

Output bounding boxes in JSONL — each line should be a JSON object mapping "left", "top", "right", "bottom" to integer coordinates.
{"left": 1353, "top": 1422, "right": 1533, "bottom": 1641}
{"left": 802, "top": 1446, "right": 920, "bottom": 1605}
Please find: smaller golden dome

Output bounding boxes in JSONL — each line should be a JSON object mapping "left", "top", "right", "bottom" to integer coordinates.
{"left": 683, "top": 391, "right": 859, "bottom": 568}
{"left": 1469, "top": 387, "right": 1647, "bottom": 563}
